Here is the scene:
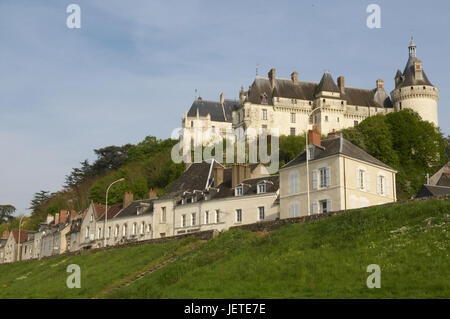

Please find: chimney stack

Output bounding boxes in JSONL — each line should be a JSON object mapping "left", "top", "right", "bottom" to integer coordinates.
{"left": 414, "top": 60, "right": 423, "bottom": 81}
{"left": 220, "top": 92, "right": 224, "bottom": 105}
{"left": 308, "top": 125, "right": 321, "bottom": 146}
{"left": 54, "top": 212, "right": 60, "bottom": 225}
{"left": 46, "top": 214, "right": 54, "bottom": 225}
{"left": 1, "top": 230, "right": 10, "bottom": 239}
{"left": 123, "top": 191, "right": 134, "bottom": 209}
{"left": 291, "top": 71, "right": 298, "bottom": 83}
{"left": 376, "top": 79, "right": 384, "bottom": 90}
{"left": 268, "top": 68, "right": 276, "bottom": 88}
{"left": 327, "top": 129, "right": 340, "bottom": 139}
{"left": 231, "top": 163, "right": 251, "bottom": 188}
{"left": 149, "top": 188, "right": 157, "bottom": 200}
{"left": 337, "top": 76, "right": 345, "bottom": 94}
{"left": 213, "top": 165, "right": 224, "bottom": 188}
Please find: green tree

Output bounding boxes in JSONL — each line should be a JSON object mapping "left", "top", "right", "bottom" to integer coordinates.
{"left": 0, "top": 205, "right": 16, "bottom": 224}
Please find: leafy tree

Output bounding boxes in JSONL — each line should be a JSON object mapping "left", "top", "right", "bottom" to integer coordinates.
{"left": 29, "top": 190, "right": 52, "bottom": 214}
{"left": 0, "top": 205, "right": 16, "bottom": 224}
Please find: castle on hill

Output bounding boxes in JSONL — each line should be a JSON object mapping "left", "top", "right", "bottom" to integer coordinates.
{"left": 181, "top": 38, "right": 439, "bottom": 145}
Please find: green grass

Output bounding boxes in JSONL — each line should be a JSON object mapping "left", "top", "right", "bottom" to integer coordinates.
{"left": 1, "top": 199, "right": 449, "bottom": 298}
{"left": 106, "top": 198, "right": 450, "bottom": 298}
{"left": 0, "top": 237, "right": 199, "bottom": 298}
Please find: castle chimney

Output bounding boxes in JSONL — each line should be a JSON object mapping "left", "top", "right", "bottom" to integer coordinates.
{"left": 376, "top": 79, "right": 384, "bottom": 90}
{"left": 239, "top": 86, "right": 246, "bottom": 104}
{"left": 213, "top": 165, "right": 224, "bottom": 188}
{"left": 220, "top": 92, "right": 224, "bottom": 105}
{"left": 291, "top": 71, "right": 298, "bottom": 83}
{"left": 414, "top": 60, "right": 423, "bottom": 81}
{"left": 308, "top": 125, "right": 321, "bottom": 147}
{"left": 268, "top": 68, "right": 276, "bottom": 88}
{"left": 337, "top": 76, "right": 345, "bottom": 94}
{"left": 59, "top": 210, "right": 68, "bottom": 224}
{"left": 123, "top": 192, "right": 134, "bottom": 209}
{"left": 149, "top": 188, "right": 157, "bottom": 200}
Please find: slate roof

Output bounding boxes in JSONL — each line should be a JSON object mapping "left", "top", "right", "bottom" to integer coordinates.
{"left": 282, "top": 135, "right": 394, "bottom": 170}
{"left": 247, "top": 75, "right": 392, "bottom": 108}
{"left": 416, "top": 184, "right": 450, "bottom": 198}
{"left": 187, "top": 98, "right": 239, "bottom": 122}
{"left": 209, "top": 173, "right": 279, "bottom": 200}
{"left": 395, "top": 55, "right": 434, "bottom": 89}
{"left": 436, "top": 173, "right": 450, "bottom": 187}
{"left": 113, "top": 199, "right": 154, "bottom": 219}
{"left": 159, "top": 161, "right": 213, "bottom": 200}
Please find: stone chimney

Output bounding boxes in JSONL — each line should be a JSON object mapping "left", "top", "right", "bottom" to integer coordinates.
{"left": 414, "top": 60, "right": 423, "bottom": 81}
{"left": 376, "top": 79, "right": 384, "bottom": 90}
{"left": 231, "top": 163, "right": 251, "bottom": 188}
{"left": 149, "top": 188, "right": 157, "bottom": 200}
{"left": 54, "top": 212, "right": 60, "bottom": 225}
{"left": 268, "top": 68, "right": 276, "bottom": 88}
{"left": 46, "top": 214, "right": 54, "bottom": 224}
{"left": 337, "top": 76, "right": 345, "bottom": 94}
{"left": 239, "top": 86, "right": 246, "bottom": 104}
{"left": 123, "top": 191, "right": 134, "bottom": 209}
{"left": 308, "top": 125, "right": 321, "bottom": 146}
{"left": 220, "top": 92, "right": 224, "bottom": 105}
{"left": 327, "top": 129, "right": 340, "bottom": 139}
{"left": 1, "top": 230, "right": 10, "bottom": 239}
{"left": 59, "top": 210, "right": 68, "bottom": 224}
{"left": 213, "top": 165, "right": 224, "bottom": 188}
{"left": 291, "top": 71, "right": 298, "bottom": 83}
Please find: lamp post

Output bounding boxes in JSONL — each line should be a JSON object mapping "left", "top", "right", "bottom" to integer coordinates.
{"left": 104, "top": 178, "right": 125, "bottom": 247}
{"left": 17, "top": 215, "right": 25, "bottom": 262}
{"left": 305, "top": 106, "right": 323, "bottom": 216}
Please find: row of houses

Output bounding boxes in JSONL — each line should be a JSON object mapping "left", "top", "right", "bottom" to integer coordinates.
{"left": 1, "top": 128, "right": 401, "bottom": 264}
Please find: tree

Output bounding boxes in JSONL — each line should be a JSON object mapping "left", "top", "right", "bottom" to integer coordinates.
{"left": 29, "top": 190, "right": 52, "bottom": 214}
{"left": 0, "top": 205, "right": 15, "bottom": 224}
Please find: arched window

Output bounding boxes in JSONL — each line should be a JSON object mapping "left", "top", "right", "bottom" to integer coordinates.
{"left": 122, "top": 224, "right": 127, "bottom": 237}
{"left": 114, "top": 225, "right": 119, "bottom": 238}
{"left": 132, "top": 223, "right": 137, "bottom": 235}
{"left": 140, "top": 222, "right": 145, "bottom": 235}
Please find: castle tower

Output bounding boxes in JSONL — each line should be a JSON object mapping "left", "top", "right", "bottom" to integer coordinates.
{"left": 390, "top": 38, "right": 439, "bottom": 126}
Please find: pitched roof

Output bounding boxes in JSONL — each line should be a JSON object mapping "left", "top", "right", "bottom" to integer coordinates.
{"left": 395, "top": 55, "right": 433, "bottom": 89}
{"left": 247, "top": 76, "right": 392, "bottom": 108}
{"left": 416, "top": 184, "right": 450, "bottom": 198}
{"left": 187, "top": 98, "right": 238, "bottom": 122}
{"left": 94, "top": 203, "right": 123, "bottom": 220}
{"left": 159, "top": 161, "right": 213, "bottom": 200}
{"left": 436, "top": 173, "right": 450, "bottom": 187}
{"left": 11, "top": 229, "right": 32, "bottom": 243}
{"left": 282, "top": 135, "right": 394, "bottom": 170}
{"left": 315, "top": 72, "right": 340, "bottom": 94}
{"left": 113, "top": 199, "right": 154, "bottom": 219}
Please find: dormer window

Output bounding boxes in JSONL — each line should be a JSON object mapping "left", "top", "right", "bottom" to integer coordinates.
{"left": 137, "top": 207, "right": 143, "bottom": 215}
{"left": 235, "top": 185, "right": 243, "bottom": 197}
{"left": 257, "top": 182, "right": 266, "bottom": 194}
{"left": 308, "top": 146, "right": 314, "bottom": 160}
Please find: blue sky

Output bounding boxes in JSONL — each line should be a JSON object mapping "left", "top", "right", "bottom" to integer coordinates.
{"left": 0, "top": 0, "right": 449, "bottom": 215}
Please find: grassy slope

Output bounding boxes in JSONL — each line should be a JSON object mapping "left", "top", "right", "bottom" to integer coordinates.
{"left": 107, "top": 198, "right": 450, "bottom": 299}
{"left": 0, "top": 237, "right": 199, "bottom": 298}
{"left": 0, "top": 199, "right": 448, "bottom": 299}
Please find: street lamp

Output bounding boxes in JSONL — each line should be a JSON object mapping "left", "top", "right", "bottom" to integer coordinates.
{"left": 305, "top": 106, "right": 323, "bottom": 216}
{"left": 104, "top": 178, "right": 125, "bottom": 247}
{"left": 17, "top": 215, "right": 25, "bottom": 262}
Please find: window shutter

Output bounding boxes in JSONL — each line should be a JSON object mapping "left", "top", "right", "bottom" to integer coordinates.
{"left": 312, "top": 170, "right": 318, "bottom": 190}
{"left": 385, "top": 175, "right": 390, "bottom": 197}
{"left": 312, "top": 201, "right": 318, "bottom": 214}
{"left": 365, "top": 172, "right": 370, "bottom": 192}
{"left": 376, "top": 175, "right": 381, "bottom": 194}
{"left": 356, "top": 169, "right": 361, "bottom": 189}
{"left": 326, "top": 199, "right": 331, "bottom": 212}
{"left": 326, "top": 167, "right": 330, "bottom": 187}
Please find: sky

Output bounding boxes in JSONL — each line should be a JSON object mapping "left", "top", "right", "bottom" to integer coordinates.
{"left": 0, "top": 0, "right": 449, "bottom": 216}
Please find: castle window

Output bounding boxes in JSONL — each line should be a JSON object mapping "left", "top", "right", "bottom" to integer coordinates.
{"left": 354, "top": 120, "right": 359, "bottom": 126}
{"left": 423, "top": 86, "right": 426, "bottom": 90}
{"left": 341, "top": 101, "right": 344, "bottom": 105}
{"left": 236, "top": 209, "right": 242, "bottom": 223}
{"left": 262, "top": 109, "right": 267, "bottom": 120}
{"left": 337, "top": 117, "right": 340, "bottom": 122}
{"left": 399, "top": 102, "right": 402, "bottom": 110}
{"left": 309, "top": 101, "right": 312, "bottom": 106}
{"left": 325, "top": 115, "right": 328, "bottom": 122}
{"left": 191, "top": 121, "right": 194, "bottom": 127}
{"left": 290, "top": 113, "right": 296, "bottom": 123}
{"left": 290, "top": 127, "right": 296, "bottom": 136}
{"left": 355, "top": 106, "right": 359, "bottom": 111}
{"left": 323, "top": 99, "right": 326, "bottom": 103}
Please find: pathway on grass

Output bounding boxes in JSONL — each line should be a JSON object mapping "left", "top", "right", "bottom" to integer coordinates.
{"left": 92, "top": 241, "right": 204, "bottom": 299}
